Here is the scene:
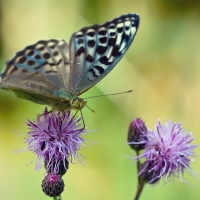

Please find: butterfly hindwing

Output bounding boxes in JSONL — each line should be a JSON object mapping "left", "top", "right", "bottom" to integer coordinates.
{"left": 69, "top": 13, "right": 140, "bottom": 95}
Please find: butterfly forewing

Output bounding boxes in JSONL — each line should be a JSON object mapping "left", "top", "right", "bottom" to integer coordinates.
{"left": 0, "top": 39, "right": 70, "bottom": 95}
{"left": 69, "top": 13, "right": 139, "bottom": 95}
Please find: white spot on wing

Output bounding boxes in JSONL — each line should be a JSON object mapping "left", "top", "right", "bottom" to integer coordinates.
{"left": 131, "top": 27, "right": 137, "bottom": 35}
{"left": 36, "top": 44, "right": 45, "bottom": 50}
{"left": 15, "top": 56, "right": 23, "bottom": 63}
{"left": 48, "top": 41, "right": 55, "bottom": 47}
{"left": 86, "top": 29, "right": 95, "bottom": 33}
{"left": 75, "top": 32, "right": 83, "bottom": 36}
{"left": 117, "top": 23, "right": 123, "bottom": 28}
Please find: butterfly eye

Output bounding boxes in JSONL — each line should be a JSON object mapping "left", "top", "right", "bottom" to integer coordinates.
{"left": 71, "top": 99, "right": 85, "bottom": 110}
{"left": 72, "top": 99, "right": 80, "bottom": 107}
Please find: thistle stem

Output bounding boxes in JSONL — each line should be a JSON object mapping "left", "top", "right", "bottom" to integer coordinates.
{"left": 53, "top": 196, "right": 62, "bottom": 200}
{"left": 133, "top": 150, "right": 145, "bottom": 200}
{"left": 134, "top": 181, "right": 145, "bottom": 200}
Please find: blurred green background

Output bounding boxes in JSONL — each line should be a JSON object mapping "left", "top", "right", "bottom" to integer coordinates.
{"left": 1, "top": 0, "right": 200, "bottom": 199}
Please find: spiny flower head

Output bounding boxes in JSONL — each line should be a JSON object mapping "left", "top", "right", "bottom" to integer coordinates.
{"left": 42, "top": 173, "right": 64, "bottom": 197}
{"left": 132, "top": 119, "right": 199, "bottom": 184}
{"left": 26, "top": 108, "right": 87, "bottom": 174}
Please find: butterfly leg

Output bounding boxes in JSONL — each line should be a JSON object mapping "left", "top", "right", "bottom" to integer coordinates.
{"left": 80, "top": 109, "right": 85, "bottom": 130}
{"left": 72, "top": 110, "right": 85, "bottom": 136}
{"left": 58, "top": 112, "right": 64, "bottom": 137}
{"left": 37, "top": 108, "right": 54, "bottom": 119}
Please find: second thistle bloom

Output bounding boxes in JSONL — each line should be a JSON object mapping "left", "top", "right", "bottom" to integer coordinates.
{"left": 26, "top": 108, "right": 88, "bottom": 174}
{"left": 133, "top": 119, "right": 199, "bottom": 184}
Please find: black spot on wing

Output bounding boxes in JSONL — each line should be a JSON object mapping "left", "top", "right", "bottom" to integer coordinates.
{"left": 110, "top": 32, "right": 115, "bottom": 37}
{"left": 18, "top": 57, "right": 27, "bottom": 64}
{"left": 100, "top": 56, "right": 109, "bottom": 65}
{"left": 88, "top": 65, "right": 105, "bottom": 80}
{"left": 21, "top": 68, "right": 28, "bottom": 73}
{"left": 108, "top": 38, "right": 116, "bottom": 46}
{"left": 35, "top": 55, "right": 41, "bottom": 59}
{"left": 27, "top": 60, "right": 36, "bottom": 66}
{"left": 53, "top": 51, "right": 59, "bottom": 56}
{"left": 99, "top": 37, "right": 107, "bottom": 44}
{"left": 88, "top": 68, "right": 98, "bottom": 78}
{"left": 43, "top": 53, "right": 51, "bottom": 59}
{"left": 94, "top": 65, "right": 105, "bottom": 74}
{"left": 86, "top": 54, "right": 94, "bottom": 63}
{"left": 35, "top": 59, "right": 62, "bottom": 70}
{"left": 76, "top": 46, "right": 85, "bottom": 56}
{"left": 78, "top": 39, "right": 84, "bottom": 44}
{"left": 87, "top": 32, "right": 95, "bottom": 37}
{"left": 117, "top": 27, "right": 123, "bottom": 33}
{"left": 88, "top": 40, "right": 95, "bottom": 48}
{"left": 96, "top": 46, "right": 106, "bottom": 55}
{"left": 27, "top": 50, "right": 34, "bottom": 56}
{"left": 34, "top": 65, "right": 42, "bottom": 70}
{"left": 98, "top": 30, "right": 107, "bottom": 35}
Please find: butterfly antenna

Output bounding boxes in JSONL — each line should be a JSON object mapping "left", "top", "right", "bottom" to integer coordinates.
{"left": 84, "top": 90, "right": 132, "bottom": 99}
{"left": 85, "top": 104, "right": 96, "bottom": 113}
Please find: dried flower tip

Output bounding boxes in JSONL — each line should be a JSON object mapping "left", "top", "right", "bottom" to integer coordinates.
{"left": 45, "top": 158, "right": 69, "bottom": 177}
{"left": 42, "top": 173, "right": 64, "bottom": 197}
{"left": 128, "top": 118, "right": 148, "bottom": 151}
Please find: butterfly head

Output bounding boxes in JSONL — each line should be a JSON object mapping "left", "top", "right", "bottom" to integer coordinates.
{"left": 57, "top": 89, "right": 86, "bottom": 111}
{"left": 71, "top": 97, "right": 86, "bottom": 110}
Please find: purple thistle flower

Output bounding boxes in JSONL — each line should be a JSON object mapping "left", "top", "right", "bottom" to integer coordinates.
{"left": 26, "top": 108, "right": 88, "bottom": 174}
{"left": 131, "top": 119, "right": 199, "bottom": 184}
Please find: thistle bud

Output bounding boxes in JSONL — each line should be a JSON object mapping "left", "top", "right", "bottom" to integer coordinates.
{"left": 42, "top": 173, "right": 64, "bottom": 197}
{"left": 128, "top": 118, "right": 148, "bottom": 151}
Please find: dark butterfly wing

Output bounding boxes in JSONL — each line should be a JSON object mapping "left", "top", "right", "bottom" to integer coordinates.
{"left": 69, "top": 13, "right": 139, "bottom": 95}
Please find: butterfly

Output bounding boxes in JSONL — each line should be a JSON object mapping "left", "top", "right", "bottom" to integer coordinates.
{"left": 0, "top": 13, "right": 139, "bottom": 112}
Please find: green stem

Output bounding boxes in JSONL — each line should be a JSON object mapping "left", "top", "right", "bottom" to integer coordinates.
{"left": 133, "top": 150, "right": 145, "bottom": 200}
{"left": 136, "top": 151, "right": 140, "bottom": 186}
{"left": 53, "top": 196, "right": 62, "bottom": 200}
{"left": 134, "top": 181, "right": 145, "bottom": 200}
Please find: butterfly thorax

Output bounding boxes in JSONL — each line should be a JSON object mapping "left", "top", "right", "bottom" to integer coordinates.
{"left": 55, "top": 89, "right": 86, "bottom": 111}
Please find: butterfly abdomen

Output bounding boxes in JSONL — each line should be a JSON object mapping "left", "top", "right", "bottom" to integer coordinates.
{"left": 13, "top": 89, "right": 52, "bottom": 105}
